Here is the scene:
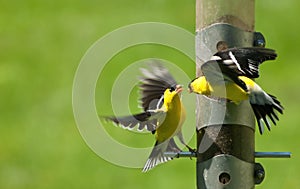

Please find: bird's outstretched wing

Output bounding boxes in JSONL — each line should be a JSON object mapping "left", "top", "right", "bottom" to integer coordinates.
{"left": 201, "top": 60, "right": 248, "bottom": 92}
{"left": 103, "top": 110, "right": 166, "bottom": 132}
{"left": 102, "top": 63, "right": 177, "bottom": 132}
{"left": 139, "top": 63, "right": 178, "bottom": 111}
{"left": 213, "top": 47, "right": 277, "bottom": 78}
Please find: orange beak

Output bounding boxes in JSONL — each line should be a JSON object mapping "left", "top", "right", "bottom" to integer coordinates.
{"left": 175, "top": 85, "right": 183, "bottom": 93}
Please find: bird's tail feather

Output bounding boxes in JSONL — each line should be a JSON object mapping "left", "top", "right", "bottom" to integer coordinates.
{"left": 142, "top": 138, "right": 181, "bottom": 172}
{"left": 250, "top": 93, "right": 283, "bottom": 134}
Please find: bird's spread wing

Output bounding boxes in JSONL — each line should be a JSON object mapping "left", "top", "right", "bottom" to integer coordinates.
{"left": 139, "top": 63, "right": 177, "bottom": 111}
{"left": 213, "top": 47, "right": 277, "bottom": 78}
{"left": 102, "top": 63, "right": 177, "bottom": 132}
{"left": 102, "top": 110, "right": 166, "bottom": 132}
{"left": 201, "top": 60, "right": 248, "bottom": 91}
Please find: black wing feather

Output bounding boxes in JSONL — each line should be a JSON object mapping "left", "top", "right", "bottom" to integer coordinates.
{"left": 139, "top": 62, "right": 177, "bottom": 111}
{"left": 251, "top": 94, "right": 283, "bottom": 134}
{"left": 102, "top": 62, "right": 177, "bottom": 132}
{"left": 214, "top": 47, "right": 277, "bottom": 78}
{"left": 201, "top": 60, "right": 248, "bottom": 92}
{"left": 102, "top": 111, "right": 162, "bottom": 132}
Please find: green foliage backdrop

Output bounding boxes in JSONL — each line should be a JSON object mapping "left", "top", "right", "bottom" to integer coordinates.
{"left": 1, "top": 0, "right": 299, "bottom": 188}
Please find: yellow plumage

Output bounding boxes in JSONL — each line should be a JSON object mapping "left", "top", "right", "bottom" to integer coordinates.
{"left": 155, "top": 87, "right": 185, "bottom": 143}
{"left": 142, "top": 85, "right": 190, "bottom": 172}
{"left": 189, "top": 76, "right": 259, "bottom": 103}
{"left": 188, "top": 76, "right": 212, "bottom": 96}
{"left": 102, "top": 64, "right": 192, "bottom": 172}
{"left": 188, "top": 48, "right": 283, "bottom": 134}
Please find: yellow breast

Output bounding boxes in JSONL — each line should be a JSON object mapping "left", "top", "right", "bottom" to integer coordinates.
{"left": 193, "top": 76, "right": 252, "bottom": 103}
{"left": 156, "top": 93, "right": 183, "bottom": 142}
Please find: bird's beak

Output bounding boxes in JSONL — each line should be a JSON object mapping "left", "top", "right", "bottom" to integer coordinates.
{"left": 175, "top": 84, "right": 183, "bottom": 93}
{"left": 187, "top": 83, "right": 193, "bottom": 93}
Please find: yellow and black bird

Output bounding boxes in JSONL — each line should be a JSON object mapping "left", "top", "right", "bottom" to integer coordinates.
{"left": 189, "top": 47, "right": 283, "bottom": 134}
{"left": 103, "top": 64, "right": 192, "bottom": 172}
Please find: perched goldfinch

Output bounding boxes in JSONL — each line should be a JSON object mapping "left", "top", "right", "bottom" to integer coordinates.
{"left": 189, "top": 47, "right": 283, "bottom": 134}
{"left": 102, "top": 64, "right": 192, "bottom": 172}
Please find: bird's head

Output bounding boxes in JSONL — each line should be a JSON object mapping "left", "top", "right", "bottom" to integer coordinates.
{"left": 188, "top": 79, "right": 196, "bottom": 93}
{"left": 163, "top": 84, "right": 183, "bottom": 105}
{"left": 188, "top": 76, "right": 211, "bottom": 95}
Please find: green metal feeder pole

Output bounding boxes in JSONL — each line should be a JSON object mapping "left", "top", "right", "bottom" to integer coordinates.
{"left": 195, "top": 0, "right": 256, "bottom": 188}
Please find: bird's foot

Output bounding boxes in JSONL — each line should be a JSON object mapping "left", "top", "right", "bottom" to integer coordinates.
{"left": 186, "top": 145, "right": 196, "bottom": 159}
{"left": 186, "top": 145, "right": 196, "bottom": 153}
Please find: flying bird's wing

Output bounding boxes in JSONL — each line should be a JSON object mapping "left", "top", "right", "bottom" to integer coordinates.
{"left": 213, "top": 47, "right": 277, "bottom": 78}
{"left": 250, "top": 93, "right": 284, "bottom": 134}
{"left": 102, "top": 62, "right": 177, "bottom": 132}
{"left": 139, "top": 62, "right": 178, "bottom": 112}
{"left": 103, "top": 110, "right": 165, "bottom": 132}
{"left": 201, "top": 59, "right": 248, "bottom": 92}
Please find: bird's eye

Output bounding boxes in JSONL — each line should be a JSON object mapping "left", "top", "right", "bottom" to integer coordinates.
{"left": 169, "top": 87, "right": 176, "bottom": 92}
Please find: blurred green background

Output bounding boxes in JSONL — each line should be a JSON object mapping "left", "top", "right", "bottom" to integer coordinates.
{"left": 1, "top": 0, "right": 299, "bottom": 188}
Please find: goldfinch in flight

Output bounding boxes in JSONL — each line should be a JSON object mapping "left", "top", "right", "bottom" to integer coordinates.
{"left": 189, "top": 47, "right": 283, "bottom": 134}
{"left": 102, "top": 63, "right": 192, "bottom": 172}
